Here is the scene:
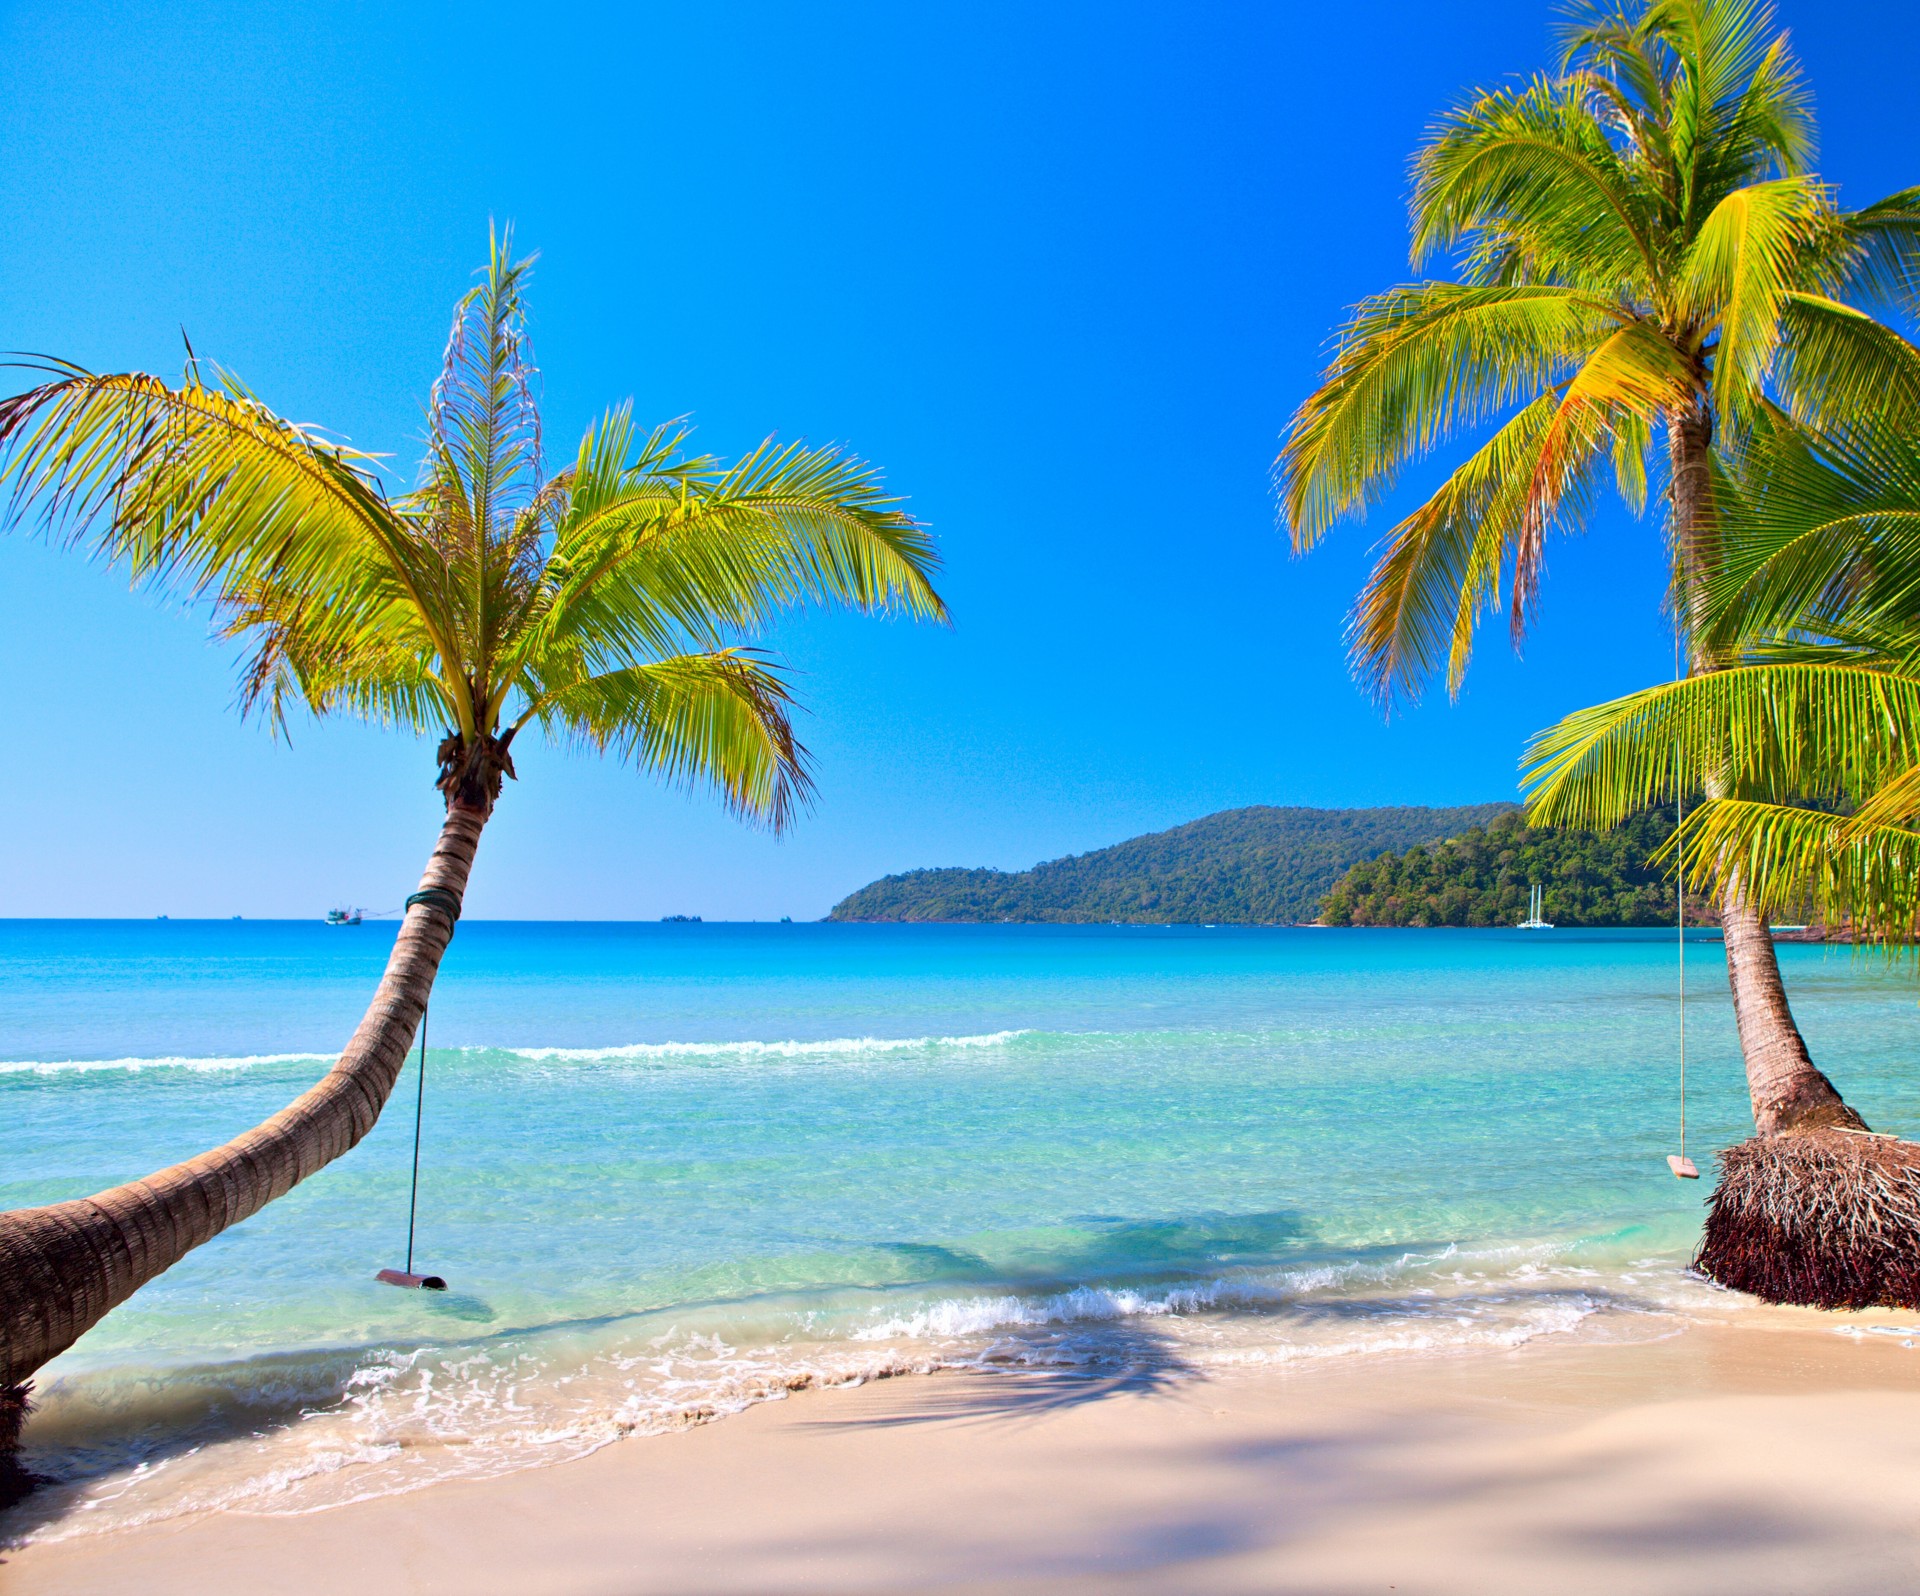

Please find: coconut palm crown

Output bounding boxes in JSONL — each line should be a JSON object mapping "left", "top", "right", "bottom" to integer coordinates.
{"left": 0, "top": 235, "right": 944, "bottom": 1424}
{"left": 1276, "top": 0, "right": 1918, "bottom": 701}
{"left": 2, "top": 236, "right": 942, "bottom": 821}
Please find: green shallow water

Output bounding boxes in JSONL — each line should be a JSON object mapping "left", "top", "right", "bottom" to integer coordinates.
{"left": 6, "top": 921, "right": 1918, "bottom": 1537}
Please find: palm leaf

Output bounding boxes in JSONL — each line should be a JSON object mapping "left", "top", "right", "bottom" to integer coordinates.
{"left": 1671, "top": 796, "right": 1920, "bottom": 936}
{"left": 1677, "top": 176, "right": 1835, "bottom": 409}
{"left": 524, "top": 649, "right": 810, "bottom": 830}
{"left": 0, "top": 361, "right": 475, "bottom": 732}
{"left": 1277, "top": 283, "right": 1620, "bottom": 547}
{"left": 1410, "top": 76, "right": 1659, "bottom": 287}
{"left": 1524, "top": 662, "right": 1920, "bottom": 827}
{"left": 1837, "top": 186, "right": 1920, "bottom": 319}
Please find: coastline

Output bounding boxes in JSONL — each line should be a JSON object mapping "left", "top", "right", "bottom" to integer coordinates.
{"left": 9, "top": 1312, "right": 1920, "bottom": 1594}
{"left": 13, "top": 924, "right": 1918, "bottom": 1589}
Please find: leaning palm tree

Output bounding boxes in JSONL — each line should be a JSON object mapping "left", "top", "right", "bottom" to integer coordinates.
{"left": 1275, "top": 0, "right": 1918, "bottom": 1138}
{"left": 0, "top": 237, "right": 945, "bottom": 1477}
{"left": 1526, "top": 311, "right": 1920, "bottom": 1305}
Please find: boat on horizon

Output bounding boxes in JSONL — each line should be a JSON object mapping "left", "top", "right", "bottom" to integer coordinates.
{"left": 325, "top": 907, "right": 364, "bottom": 927}
{"left": 1517, "top": 884, "right": 1554, "bottom": 930}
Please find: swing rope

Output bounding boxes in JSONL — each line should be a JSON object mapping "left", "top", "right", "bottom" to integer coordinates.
{"left": 405, "top": 1003, "right": 428, "bottom": 1276}
{"left": 375, "top": 889, "right": 462, "bottom": 1288}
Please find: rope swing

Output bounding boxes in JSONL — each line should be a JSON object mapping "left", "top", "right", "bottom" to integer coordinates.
{"left": 376, "top": 1007, "right": 448, "bottom": 1289}
{"left": 377, "top": 887, "right": 461, "bottom": 1289}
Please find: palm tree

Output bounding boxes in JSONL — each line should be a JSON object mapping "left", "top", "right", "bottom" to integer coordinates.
{"left": 1275, "top": 0, "right": 1918, "bottom": 1138}
{"left": 0, "top": 237, "right": 946, "bottom": 1458}
{"left": 1525, "top": 316, "right": 1920, "bottom": 1306}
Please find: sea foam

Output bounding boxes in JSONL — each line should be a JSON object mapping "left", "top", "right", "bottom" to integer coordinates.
{"left": 501, "top": 1029, "right": 1032, "bottom": 1062}
{"left": 1, "top": 1031, "right": 1034, "bottom": 1077}
{"left": 0, "top": 1052, "right": 328, "bottom": 1076}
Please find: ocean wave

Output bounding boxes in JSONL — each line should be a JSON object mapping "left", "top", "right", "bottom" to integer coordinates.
{"left": 852, "top": 1275, "right": 1312, "bottom": 1340}
{"left": 501, "top": 1030, "right": 1033, "bottom": 1062}
{"left": 1835, "top": 1324, "right": 1920, "bottom": 1345}
{"left": 1205, "top": 1295, "right": 1607, "bottom": 1365}
{"left": 1, "top": 1031, "right": 1036, "bottom": 1077}
{"left": 0, "top": 1052, "right": 329, "bottom": 1076}
{"left": 9, "top": 1334, "right": 951, "bottom": 1547}
{"left": 844, "top": 1237, "right": 1662, "bottom": 1345}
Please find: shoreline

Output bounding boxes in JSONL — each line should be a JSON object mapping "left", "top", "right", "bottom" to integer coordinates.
{"left": 8, "top": 1310, "right": 1920, "bottom": 1594}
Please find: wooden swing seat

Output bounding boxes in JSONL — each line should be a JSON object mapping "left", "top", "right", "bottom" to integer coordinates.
{"left": 376, "top": 1267, "right": 447, "bottom": 1290}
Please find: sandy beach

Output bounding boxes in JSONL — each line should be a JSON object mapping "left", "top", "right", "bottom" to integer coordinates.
{"left": 8, "top": 1313, "right": 1920, "bottom": 1594}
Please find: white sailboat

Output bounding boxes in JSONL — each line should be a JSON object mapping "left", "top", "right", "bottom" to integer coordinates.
{"left": 1517, "top": 883, "right": 1554, "bottom": 930}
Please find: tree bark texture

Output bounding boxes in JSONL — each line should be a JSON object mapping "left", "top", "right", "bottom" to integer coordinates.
{"left": 0, "top": 800, "right": 488, "bottom": 1392}
{"left": 1669, "top": 400, "right": 1865, "bottom": 1136}
{"left": 1718, "top": 878, "right": 1867, "bottom": 1133}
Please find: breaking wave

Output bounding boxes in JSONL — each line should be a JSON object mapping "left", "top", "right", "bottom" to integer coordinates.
{"left": 2, "top": 1032, "right": 1036, "bottom": 1077}
{"left": 0, "top": 1052, "right": 328, "bottom": 1077}
{"left": 502, "top": 1030, "right": 1033, "bottom": 1062}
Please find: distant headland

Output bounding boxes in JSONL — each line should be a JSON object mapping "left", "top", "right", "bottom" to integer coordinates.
{"left": 827, "top": 804, "right": 1517, "bottom": 925}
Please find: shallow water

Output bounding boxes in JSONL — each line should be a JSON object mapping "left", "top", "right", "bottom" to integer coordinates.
{"left": 6, "top": 920, "right": 1918, "bottom": 1540}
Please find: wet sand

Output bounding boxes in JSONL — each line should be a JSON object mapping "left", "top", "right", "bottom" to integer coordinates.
{"left": 7, "top": 1313, "right": 1920, "bottom": 1594}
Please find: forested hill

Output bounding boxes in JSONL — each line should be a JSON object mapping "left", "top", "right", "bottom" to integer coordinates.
{"left": 828, "top": 804, "right": 1517, "bottom": 925}
{"left": 1317, "top": 807, "right": 1703, "bottom": 927}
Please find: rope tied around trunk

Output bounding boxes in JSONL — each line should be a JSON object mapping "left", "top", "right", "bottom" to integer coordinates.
{"left": 404, "top": 888, "right": 464, "bottom": 929}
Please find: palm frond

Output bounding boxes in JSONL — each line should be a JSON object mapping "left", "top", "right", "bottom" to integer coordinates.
{"left": 1346, "top": 392, "right": 1560, "bottom": 704}
{"left": 5, "top": 248, "right": 947, "bottom": 822}
{"left": 497, "top": 427, "right": 942, "bottom": 711}
{"left": 1677, "top": 176, "right": 1835, "bottom": 408}
{"left": 1699, "top": 311, "right": 1920, "bottom": 657}
{"left": 220, "top": 559, "right": 453, "bottom": 735}
{"left": 523, "top": 648, "right": 811, "bottom": 830}
{"left": 1837, "top": 186, "right": 1920, "bottom": 318}
{"left": 1651, "top": 0, "right": 1808, "bottom": 218}
{"left": 1409, "top": 75, "right": 1659, "bottom": 286}
{"left": 1771, "top": 293, "right": 1920, "bottom": 443}
{"left": 0, "top": 362, "right": 474, "bottom": 724}
{"left": 1343, "top": 320, "right": 1682, "bottom": 703}
{"left": 420, "top": 228, "right": 545, "bottom": 684}
{"left": 425, "top": 229, "right": 542, "bottom": 532}
{"left": 1671, "top": 796, "right": 1920, "bottom": 936}
{"left": 1276, "top": 284, "right": 1620, "bottom": 547}
{"left": 1524, "top": 662, "right": 1920, "bottom": 827}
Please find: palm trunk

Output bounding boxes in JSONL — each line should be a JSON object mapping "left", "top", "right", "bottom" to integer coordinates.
{"left": 1669, "top": 401, "right": 1863, "bottom": 1136}
{"left": 0, "top": 799, "right": 487, "bottom": 1403}
{"left": 1718, "top": 878, "right": 1864, "bottom": 1133}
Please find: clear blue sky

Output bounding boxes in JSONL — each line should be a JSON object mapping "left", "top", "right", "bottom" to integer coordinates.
{"left": 2, "top": 0, "right": 1915, "bottom": 919}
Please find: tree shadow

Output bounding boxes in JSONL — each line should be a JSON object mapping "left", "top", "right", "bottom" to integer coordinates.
{"left": 752, "top": 1368, "right": 1874, "bottom": 1590}
{"left": 2, "top": 1203, "right": 1675, "bottom": 1548}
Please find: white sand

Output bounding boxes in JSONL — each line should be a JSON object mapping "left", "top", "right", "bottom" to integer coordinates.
{"left": 8, "top": 1315, "right": 1920, "bottom": 1593}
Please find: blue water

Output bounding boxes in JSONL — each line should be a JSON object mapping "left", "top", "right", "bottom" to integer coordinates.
{"left": 7, "top": 920, "right": 1918, "bottom": 1537}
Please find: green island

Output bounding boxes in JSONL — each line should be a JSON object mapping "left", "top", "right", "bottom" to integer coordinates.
{"left": 828, "top": 803, "right": 1515, "bottom": 924}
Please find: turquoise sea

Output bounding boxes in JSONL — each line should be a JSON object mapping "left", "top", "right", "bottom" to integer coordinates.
{"left": 7, "top": 919, "right": 1920, "bottom": 1540}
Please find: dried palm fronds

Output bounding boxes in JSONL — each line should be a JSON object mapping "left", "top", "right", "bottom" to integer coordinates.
{"left": 1697, "top": 1131, "right": 1920, "bottom": 1309}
